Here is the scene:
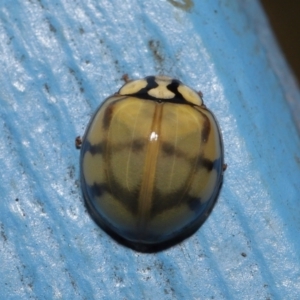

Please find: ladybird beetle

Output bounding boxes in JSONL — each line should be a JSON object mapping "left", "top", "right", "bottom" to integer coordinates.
{"left": 80, "top": 76, "right": 224, "bottom": 250}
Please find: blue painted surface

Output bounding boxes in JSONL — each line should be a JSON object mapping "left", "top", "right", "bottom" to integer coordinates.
{"left": 0, "top": 1, "right": 300, "bottom": 299}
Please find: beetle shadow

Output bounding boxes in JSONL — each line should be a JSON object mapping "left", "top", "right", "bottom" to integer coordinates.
{"left": 83, "top": 181, "right": 223, "bottom": 253}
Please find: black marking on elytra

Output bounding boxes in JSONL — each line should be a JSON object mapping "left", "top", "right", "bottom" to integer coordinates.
{"left": 160, "top": 141, "right": 216, "bottom": 172}
{"left": 81, "top": 148, "right": 224, "bottom": 254}
{"left": 161, "top": 142, "right": 176, "bottom": 156}
{"left": 212, "top": 156, "right": 223, "bottom": 172}
{"left": 131, "top": 139, "right": 146, "bottom": 152}
{"left": 196, "top": 154, "right": 223, "bottom": 173}
{"left": 80, "top": 138, "right": 90, "bottom": 155}
{"left": 201, "top": 115, "right": 211, "bottom": 143}
{"left": 103, "top": 102, "right": 115, "bottom": 130}
{"left": 86, "top": 176, "right": 140, "bottom": 216}
{"left": 192, "top": 106, "right": 212, "bottom": 143}
{"left": 160, "top": 141, "right": 193, "bottom": 159}
{"left": 81, "top": 139, "right": 103, "bottom": 155}
{"left": 108, "top": 175, "right": 140, "bottom": 214}
{"left": 83, "top": 138, "right": 148, "bottom": 157}
{"left": 149, "top": 154, "right": 215, "bottom": 218}
{"left": 89, "top": 183, "right": 107, "bottom": 198}
{"left": 150, "top": 188, "right": 206, "bottom": 218}
{"left": 83, "top": 176, "right": 222, "bottom": 253}
{"left": 197, "top": 156, "right": 214, "bottom": 171}
{"left": 89, "top": 143, "right": 103, "bottom": 155}
{"left": 81, "top": 141, "right": 140, "bottom": 215}
{"left": 150, "top": 187, "right": 188, "bottom": 217}
{"left": 187, "top": 197, "right": 202, "bottom": 211}
{"left": 100, "top": 97, "right": 126, "bottom": 131}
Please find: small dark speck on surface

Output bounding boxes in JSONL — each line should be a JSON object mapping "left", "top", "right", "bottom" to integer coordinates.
{"left": 44, "top": 83, "right": 50, "bottom": 93}
{"left": 1, "top": 224, "right": 7, "bottom": 242}
{"left": 69, "top": 68, "right": 75, "bottom": 75}
{"left": 67, "top": 165, "right": 75, "bottom": 179}
{"left": 49, "top": 22, "right": 56, "bottom": 33}
{"left": 294, "top": 155, "right": 300, "bottom": 167}
{"left": 148, "top": 40, "right": 164, "bottom": 64}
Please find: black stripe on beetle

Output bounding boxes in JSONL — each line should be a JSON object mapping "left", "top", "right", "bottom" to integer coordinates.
{"left": 102, "top": 103, "right": 115, "bottom": 130}
{"left": 192, "top": 107, "right": 211, "bottom": 143}
{"left": 102, "top": 97, "right": 128, "bottom": 130}
{"left": 83, "top": 141, "right": 104, "bottom": 155}
{"left": 87, "top": 179, "right": 140, "bottom": 215}
{"left": 200, "top": 115, "right": 211, "bottom": 143}
{"left": 196, "top": 155, "right": 214, "bottom": 172}
{"left": 150, "top": 188, "right": 194, "bottom": 217}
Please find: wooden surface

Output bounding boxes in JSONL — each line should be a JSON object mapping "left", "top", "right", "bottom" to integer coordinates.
{"left": 1, "top": 1, "right": 300, "bottom": 299}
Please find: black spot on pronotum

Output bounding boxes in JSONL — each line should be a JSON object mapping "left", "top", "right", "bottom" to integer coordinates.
{"left": 167, "top": 80, "right": 190, "bottom": 104}
{"left": 122, "top": 77, "right": 190, "bottom": 105}
{"left": 121, "top": 76, "right": 158, "bottom": 100}
{"left": 146, "top": 76, "right": 159, "bottom": 89}
{"left": 166, "top": 79, "right": 180, "bottom": 93}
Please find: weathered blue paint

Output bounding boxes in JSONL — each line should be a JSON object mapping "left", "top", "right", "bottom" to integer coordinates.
{"left": 0, "top": 1, "right": 299, "bottom": 299}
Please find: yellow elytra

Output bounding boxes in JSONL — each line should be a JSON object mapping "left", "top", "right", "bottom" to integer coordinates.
{"left": 80, "top": 76, "right": 224, "bottom": 248}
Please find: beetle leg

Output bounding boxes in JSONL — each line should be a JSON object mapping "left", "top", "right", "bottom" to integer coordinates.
{"left": 121, "top": 74, "right": 130, "bottom": 83}
{"left": 197, "top": 91, "right": 204, "bottom": 98}
{"left": 75, "top": 136, "right": 82, "bottom": 149}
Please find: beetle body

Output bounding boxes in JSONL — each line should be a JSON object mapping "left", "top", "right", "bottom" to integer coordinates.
{"left": 80, "top": 76, "right": 224, "bottom": 248}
